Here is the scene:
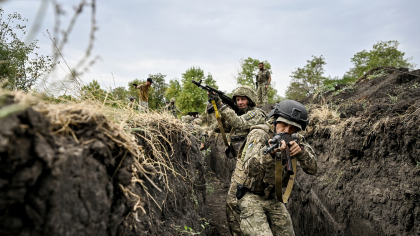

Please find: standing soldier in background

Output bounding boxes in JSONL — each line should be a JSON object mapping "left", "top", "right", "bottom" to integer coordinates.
{"left": 207, "top": 86, "right": 267, "bottom": 236}
{"left": 134, "top": 78, "right": 153, "bottom": 111}
{"left": 256, "top": 62, "right": 271, "bottom": 106}
{"left": 168, "top": 97, "right": 182, "bottom": 118}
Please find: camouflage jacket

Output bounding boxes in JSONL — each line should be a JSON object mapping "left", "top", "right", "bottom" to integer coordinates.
{"left": 231, "top": 123, "right": 317, "bottom": 194}
{"left": 168, "top": 103, "right": 181, "bottom": 115}
{"left": 218, "top": 105, "right": 267, "bottom": 138}
{"left": 256, "top": 69, "right": 270, "bottom": 83}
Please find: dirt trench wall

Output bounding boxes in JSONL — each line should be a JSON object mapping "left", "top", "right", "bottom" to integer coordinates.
{"left": 204, "top": 133, "right": 236, "bottom": 184}
{"left": 0, "top": 98, "right": 207, "bottom": 236}
{"left": 289, "top": 69, "right": 420, "bottom": 236}
{"left": 117, "top": 127, "right": 207, "bottom": 236}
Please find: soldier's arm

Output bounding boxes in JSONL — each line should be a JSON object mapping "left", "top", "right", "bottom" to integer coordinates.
{"left": 267, "top": 71, "right": 271, "bottom": 87}
{"left": 219, "top": 107, "right": 263, "bottom": 129}
{"left": 294, "top": 142, "right": 317, "bottom": 175}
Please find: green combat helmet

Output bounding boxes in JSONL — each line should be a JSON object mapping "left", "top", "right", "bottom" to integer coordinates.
{"left": 170, "top": 97, "right": 176, "bottom": 103}
{"left": 232, "top": 86, "right": 257, "bottom": 107}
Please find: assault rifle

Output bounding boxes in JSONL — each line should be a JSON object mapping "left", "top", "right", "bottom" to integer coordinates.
{"left": 263, "top": 132, "right": 299, "bottom": 175}
{"left": 192, "top": 79, "right": 239, "bottom": 114}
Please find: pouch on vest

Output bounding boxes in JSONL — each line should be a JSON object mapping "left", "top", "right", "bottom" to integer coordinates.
{"left": 236, "top": 184, "right": 248, "bottom": 200}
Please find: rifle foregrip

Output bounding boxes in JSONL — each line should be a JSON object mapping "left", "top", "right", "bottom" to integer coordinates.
{"left": 263, "top": 144, "right": 278, "bottom": 155}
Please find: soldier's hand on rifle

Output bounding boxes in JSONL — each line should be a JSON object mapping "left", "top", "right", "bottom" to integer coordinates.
{"left": 268, "top": 140, "right": 301, "bottom": 156}
{"left": 288, "top": 141, "right": 301, "bottom": 156}
{"left": 207, "top": 92, "right": 222, "bottom": 105}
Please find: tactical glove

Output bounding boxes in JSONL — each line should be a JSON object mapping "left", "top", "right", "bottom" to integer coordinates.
{"left": 207, "top": 92, "right": 222, "bottom": 104}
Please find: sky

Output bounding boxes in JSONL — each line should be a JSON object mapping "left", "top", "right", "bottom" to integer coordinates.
{"left": 2, "top": 0, "right": 420, "bottom": 96}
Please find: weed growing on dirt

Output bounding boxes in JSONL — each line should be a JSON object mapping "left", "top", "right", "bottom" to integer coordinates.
{"left": 388, "top": 94, "right": 398, "bottom": 104}
{"left": 417, "top": 161, "right": 420, "bottom": 170}
{"left": 206, "top": 183, "right": 215, "bottom": 195}
{"left": 332, "top": 84, "right": 355, "bottom": 96}
{"left": 190, "top": 189, "right": 199, "bottom": 209}
{"left": 366, "top": 69, "right": 388, "bottom": 80}
{"left": 173, "top": 218, "right": 210, "bottom": 235}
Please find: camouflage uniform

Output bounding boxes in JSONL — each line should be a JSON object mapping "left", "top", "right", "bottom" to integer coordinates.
{"left": 256, "top": 68, "right": 270, "bottom": 106}
{"left": 214, "top": 86, "right": 267, "bottom": 236}
{"left": 230, "top": 123, "right": 317, "bottom": 236}
{"left": 168, "top": 97, "right": 181, "bottom": 118}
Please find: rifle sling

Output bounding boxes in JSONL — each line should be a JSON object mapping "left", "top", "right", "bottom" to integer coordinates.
{"left": 282, "top": 158, "right": 297, "bottom": 203}
{"left": 275, "top": 153, "right": 283, "bottom": 202}
{"left": 275, "top": 153, "right": 297, "bottom": 203}
{"left": 212, "top": 100, "right": 229, "bottom": 147}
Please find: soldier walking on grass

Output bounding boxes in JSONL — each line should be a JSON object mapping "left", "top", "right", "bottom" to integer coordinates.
{"left": 207, "top": 86, "right": 267, "bottom": 236}
{"left": 231, "top": 100, "right": 317, "bottom": 235}
{"left": 256, "top": 62, "right": 271, "bottom": 106}
{"left": 134, "top": 78, "right": 153, "bottom": 111}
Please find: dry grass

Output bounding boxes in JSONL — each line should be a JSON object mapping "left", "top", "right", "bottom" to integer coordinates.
{"left": 309, "top": 104, "right": 340, "bottom": 125}
{"left": 1, "top": 87, "right": 195, "bottom": 218}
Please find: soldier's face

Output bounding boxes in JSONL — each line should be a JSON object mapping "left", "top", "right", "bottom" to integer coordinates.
{"left": 236, "top": 96, "right": 249, "bottom": 109}
{"left": 258, "top": 63, "right": 263, "bottom": 70}
{"left": 275, "top": 121, "right": 296, "bottom": 134}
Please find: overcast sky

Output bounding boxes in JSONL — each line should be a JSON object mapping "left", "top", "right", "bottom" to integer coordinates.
{"left": 2, "top": 0, "right": 420, "bottom": 96}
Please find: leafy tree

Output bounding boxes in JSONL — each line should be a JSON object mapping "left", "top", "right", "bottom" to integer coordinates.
{"left": 174, "top": 67, "right": 218, "bottom": 114}
{"left": 346, "top": 40, "right": 417, "bottom": 79}
{"left": 235, "top": 57, "right": 280, "bottom": 104}
{"left": 112, "top": 86, "right": 128, "bottom": 101}
{"left": 285, "top": 55, "right": 327, "bottom": 99}
{"left": 0, "top": 7, "right": 55, "bottom": 90}
{"left": 165, "top": 78, "right": 181, "bottom": 102}
{"left": 81, "top": 80, "right": 106, "bottom": 100}
{"left": 148, "top": 73, "right": 168, "bottom": 110}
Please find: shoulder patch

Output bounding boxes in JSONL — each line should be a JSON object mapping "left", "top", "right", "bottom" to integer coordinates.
{"left": 248, "top": 112, "right": 256, "bottom": 118}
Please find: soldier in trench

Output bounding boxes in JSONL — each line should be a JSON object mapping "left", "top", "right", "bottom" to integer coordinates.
{"left": 231, "top": 100, "right": 317, "bottom": 236}
{"left": 207, "top": 86, "right": 267, "bottom": 236}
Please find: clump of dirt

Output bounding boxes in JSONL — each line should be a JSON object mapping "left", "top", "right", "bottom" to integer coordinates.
{"left": 0, "top": 93, "right": 207, "bottom": 236}
{"left": 289, "top": 68, "right": 420, "bottom": 235}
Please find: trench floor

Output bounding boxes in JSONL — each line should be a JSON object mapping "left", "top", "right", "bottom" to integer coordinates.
{"left": 204, "top": 172, "right": 231, "bottom": 236}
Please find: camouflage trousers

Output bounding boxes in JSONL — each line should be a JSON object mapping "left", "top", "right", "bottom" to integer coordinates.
{"left": 238, "top": 192, "right": 295, "bottom": 236}
{"left": 226, "top": 183, "right": 243, "bottom": 236}
{"left": 257, "top": 82, "right": 268, "bottom": 106}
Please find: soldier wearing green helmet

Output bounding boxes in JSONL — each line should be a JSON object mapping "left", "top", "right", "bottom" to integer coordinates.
{"left": 207, "top": 85, "right": 267, "bottom": 236}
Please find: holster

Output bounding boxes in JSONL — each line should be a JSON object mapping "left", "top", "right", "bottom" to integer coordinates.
{"left": 236, "top": 184, "right": 248, "bottom": 200}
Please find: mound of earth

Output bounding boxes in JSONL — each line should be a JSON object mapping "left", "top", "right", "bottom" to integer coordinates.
{"left": 0, "top": 94, "right": 207, "bottom": 236}
{"left": 288, "top": 68, "right": 420, "bottom": 236}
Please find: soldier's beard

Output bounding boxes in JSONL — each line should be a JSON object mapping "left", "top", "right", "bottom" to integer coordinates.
{"left": 238, "top": 106, "right": 251, "bottom": 115}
